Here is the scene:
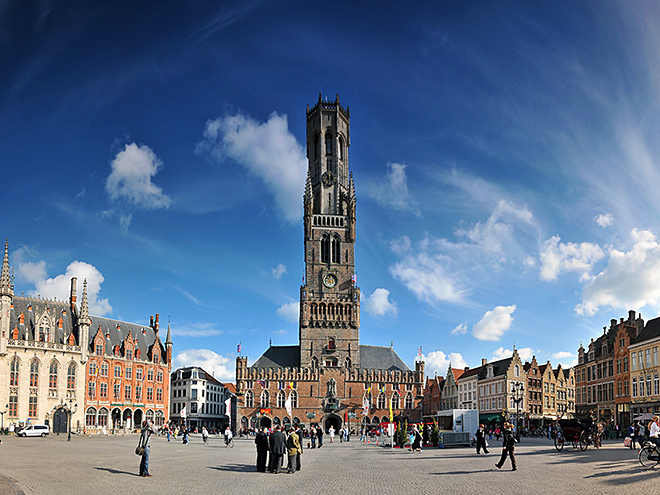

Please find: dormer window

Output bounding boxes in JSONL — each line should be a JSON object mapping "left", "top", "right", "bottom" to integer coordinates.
{"left": 95, "top": 342, "right": 103, "bottom": 356}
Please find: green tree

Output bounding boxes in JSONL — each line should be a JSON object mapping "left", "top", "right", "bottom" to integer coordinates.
{"left": 396, "top": 418, "right": 409, "bottom": 446}
{"left": 430, "top": 419, "right": 439, "bottom": 446}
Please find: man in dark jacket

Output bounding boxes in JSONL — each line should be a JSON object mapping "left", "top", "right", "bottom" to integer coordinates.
{"left": 269, "top": 425, "right": 287, "bottom": 474}
{"left": 495, "top": 423, "right": 517, "bottom": 471}
{"left": 294, "top": 424, "right": 303, "bottom": 471}
{"left": 255, "top": 427, "right": 269, "bottom": 472}
{"left": 476, "top": 424, "right": 489, "bottom": 454}
{"left": 316, "top": 425, "right": 324, "bottom": 448}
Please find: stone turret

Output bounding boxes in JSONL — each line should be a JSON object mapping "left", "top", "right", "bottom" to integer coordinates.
{"left": 165, "top": 319, "right": 173, "bottom": 369}
{"left": 79, "top": 279, "right": 91, "bottom": 362}
{"left": 0, "top": 240, "right": 11, "bottom": 355}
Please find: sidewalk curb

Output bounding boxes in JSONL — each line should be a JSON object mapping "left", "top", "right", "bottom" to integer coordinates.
{"left": 0, "top": 475, "right": 25, "bottom": 495}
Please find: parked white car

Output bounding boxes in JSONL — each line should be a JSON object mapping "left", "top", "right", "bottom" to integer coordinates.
{"left": 17, "top": 424, "right": 49, "bottom": 437}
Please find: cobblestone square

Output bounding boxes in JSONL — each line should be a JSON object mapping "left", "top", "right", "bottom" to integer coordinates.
{"left": 0, "top": 434, "right": 657, "bottom": 495}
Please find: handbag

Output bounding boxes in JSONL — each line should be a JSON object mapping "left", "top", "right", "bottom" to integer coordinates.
{"left": 624, "top": 436, "right": 631, "bottom": 448}
{"left": 135, "top": 446, "right": 145, "bottom": 456}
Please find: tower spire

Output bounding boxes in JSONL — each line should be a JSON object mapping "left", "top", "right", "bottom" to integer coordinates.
{"left": 79, "top": 279, "right": 91, "bottom": 326}
{"left": 0, "top": 239, "right": 13, "bottom": 297}
{"left": 165, "top": 318, "right": 173, "bottom": 345}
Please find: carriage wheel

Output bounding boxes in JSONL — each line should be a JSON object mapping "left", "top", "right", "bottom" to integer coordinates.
{"left": 579, "top": 431, "right": 588, "bottom": 451}
{"left": 572, "top": 437, "right": 578, "bottom": 449}
{"left": 638, "top": 445, "right": 660, "bottom": 469}
{"left": 554, "top": 434, "right": 564, "bottom": 451}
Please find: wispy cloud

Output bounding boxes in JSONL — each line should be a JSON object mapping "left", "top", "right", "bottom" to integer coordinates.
{"left": 276, "top": 301, "right": 299, "bottom": 322}
{"left": 595, "top": 213, "right": 614, "bottom": 228}
{"left": 369, "top": 162, "right": 419, "bottom": 214}
{"left": 271, "top": 263, "right": 287, "bottom": 280}
{"left": 171, "top": 322, "right": 223, "bottom": 337}
{"left": 490, "top": 346, "right": 534, "bottom": 362}
{"left": 173, "top": 349, "right": 234, "bottom": 381}
{"left": 539, "top": 235, "right": 604, "bottom": 282}
{"left": 451, "top": 323, "right": 468, "bottom": 336}
{"left": 196, "top": 112, "right": 307, "bottom": 223}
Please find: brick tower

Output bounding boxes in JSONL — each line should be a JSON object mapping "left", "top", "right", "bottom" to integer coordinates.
{"left": 299, "top": 93, "right": 361, "bottom": 369}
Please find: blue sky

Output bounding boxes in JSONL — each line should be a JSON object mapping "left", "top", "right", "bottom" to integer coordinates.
{"left": 3, "top": 1, "right": 660, "bottom": 381}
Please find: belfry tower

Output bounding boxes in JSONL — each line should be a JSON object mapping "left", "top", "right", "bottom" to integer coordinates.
{"left": 299, "top": 94, "right": 361, "bottom": 369}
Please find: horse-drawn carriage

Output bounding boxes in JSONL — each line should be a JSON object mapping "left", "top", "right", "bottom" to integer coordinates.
{"left": 554, "top": 417, "right": 602, "bottom": 451}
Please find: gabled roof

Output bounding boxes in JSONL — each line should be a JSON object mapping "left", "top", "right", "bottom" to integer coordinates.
{"left": 451, "top": 367, "right": 465, "bottom": 381}
{"left": 478, "top": 357, "right": 513, "bottom": 379}
{"left": 632, "top": 316, "right": 660, "bottom": 346}
{"left": 88, "top": 315, "right": 162, "bottom": 360}
{"left": 457, "top": 366, "right": 482, "bottom": 381}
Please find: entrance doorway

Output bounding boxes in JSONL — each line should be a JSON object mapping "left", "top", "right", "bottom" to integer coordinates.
{"left": 53, "top": 408, "right": 68, "bottom": 434}
{"left": 258, "top": 417, "right": 272, "bottom": 429}
{"left": 324, "top": 414, "right": 342, "bottom": 434}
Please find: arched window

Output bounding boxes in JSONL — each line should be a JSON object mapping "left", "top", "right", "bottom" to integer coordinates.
{"left": 514, "top": 364, "right": 520, "bottom": 377}
{"left": 67, "top": 363, "right": 76, "bottom": 390}
{"left": 10, "top": 357, "right": 19, "bottom": 386}
{"left": 311, "top": 356, "right": 318, "bottom": 369}
{"left": 290, "top": 390, "right": 298, "bottom": 409}
{"left": 377, "top": 392, "right": 386, "bottom": 410}
{"left": 314, "top": 135, "right": 320, "bottom": 159}
{"left": 344, "top": 357, "right": 351, "bottom": 369}
{"left": 39, "top": 325, "right": 49, "bottom": 342}
{"left": 49, "top": 361, "right": 58, "bottom": 388}
{"left": 391, "top": 392, "right": 400, "bottom": 410}
{"left": 245, "top": 390, "right": 254, "bottom": 408}
{"left": 404, "top": 392, "right": 414, "bottom": 409}
{"left": 325, "top": 132, "right": 332, "bottom": 155}
{"left": 338, "top": 136, "right": 344, "bottom": 160}
{"left": 261, "top": 390, "right": 270, "bottom": 408}
{"left": 86, "top": 407, "right": 97, "bottom": 427}
{"left": 30, "top": 360, "right": 39, "bottom": 387}
{"left": 321, "top": 235, "right": 330, "bottom": 263}
{"left": 277, "top": 390, "right": 286, "bottom": 408}
{"left": 331, "top": 235, "right": 340, "bottom": 263}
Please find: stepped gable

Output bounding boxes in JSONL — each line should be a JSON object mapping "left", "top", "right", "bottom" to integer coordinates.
{"left": 359, "top": 345, "right": 409, "bottom": 371}
{"left": 10, "top": 296, "right": 75, "bottom": 343}
{"left": 88, "top": 315, "right": 163, "bottom": 359}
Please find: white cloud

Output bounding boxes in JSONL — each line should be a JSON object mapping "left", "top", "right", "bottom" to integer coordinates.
{"left": 595, "top": 213, "right": 614, "bottom": 228}
{"left": 423, "top": 350, "right": 468, "bottom": 377}
{"left": 20, "top": 260, "right": 112, "bottom": 315}
{"left": 490, "top": 347, "right": 534, "bottom": 362}
{"left": 450, "top": 323, "right": 468, "bottom": 336}
{"left": 363, "top": 288, "right": 398, "bottom": 316}
{"left": 539, "top": 235, "right": 604, "bottom": 282}
{"left": 196, "top": 112, "right": 307, "bottom": 223}
{"left": 389, "top": 236, "right": 467, "bottom": 305}
{"left": 171, "top": 322, "right": 223, "bottom": 337}
{"left": 276, "top": 301, "right": 299, "bottom": 322}
{"left": 472, "top": 305, "right": 516, "bottom": 341}
{"left": 271, "top": 263, "right": 287, "bottom": 280}
{"left": 370, "top": 162, "right": 419, "bottom": 214}
{"left": 552, "top": 351, "right": 575, "bottom": 360}
{"left": 106, "top": 143, "right": 172, "bottom": 209}
{"left": 173, "top": 349, "right": 234, "bottom": 382}
{"left": 576, "top": 229, "right": 660, "bottom": 315}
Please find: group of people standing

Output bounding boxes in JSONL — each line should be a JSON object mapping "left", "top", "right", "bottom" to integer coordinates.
{"left": 254, "top": 424, "right": 303, "bottom": 474}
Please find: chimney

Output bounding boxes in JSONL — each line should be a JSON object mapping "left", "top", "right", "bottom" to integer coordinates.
{"left": 629, "top": 310, "right": 636, "bottom": 324}
{"left": 464, "top": 367, "right": 469, "bottom": 371}
{"left": 611, "top": 319, "right": 617, "bottom": 328}
{"left": 482, "top": 358, "right": 487, "bottom": 366}
{"left": 155, "top": 313, "right": 160, "bottom": 332}
{"left": 69, "top": 277, "right": 77, "bottom": 309}
{"left": 150, "top": 315, "right": 154, "bottom": 327}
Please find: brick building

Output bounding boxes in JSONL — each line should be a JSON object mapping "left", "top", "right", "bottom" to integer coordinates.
{"left": 421, "top": 375, "right": 443, "bottom": 417}
{"left": 235, "top": 95, "right": 424, "bottom": 434}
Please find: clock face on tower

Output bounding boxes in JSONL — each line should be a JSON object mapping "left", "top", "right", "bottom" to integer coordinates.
{"left": 323, "top": 274, "right": 337, "bottom": 288}
{"left": 322, "top": 171, "right": 336, "bottom": 187}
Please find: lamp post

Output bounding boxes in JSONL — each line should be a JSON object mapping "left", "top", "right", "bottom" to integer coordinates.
{"left": 0, "top": 404, "right": 7, "bottom": 432}
{"left": 512, "top": 382, "right": 525, "bottom": 441}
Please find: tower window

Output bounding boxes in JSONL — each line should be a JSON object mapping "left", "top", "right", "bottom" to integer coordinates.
{"left": 314, "top": 135, "right": 320, "bottom": 159}
{"left": 338, "top": 136, "right": 344, "bottom": 160}
{"left": 321, "top": 235, "right": 330, "bottom": 263}
{"left": 325, "top": 132, "right": 332, "bottom": 155}
{"left": 328, "top": 338, "right": 336, "bottom": 350}
{"left": 331, "top": 235, "right": 340, "bottom": 263}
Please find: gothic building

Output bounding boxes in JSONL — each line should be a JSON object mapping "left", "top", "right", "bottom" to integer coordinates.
{"left": 235, "top": 95, "right": 424, "bottom": 433}
{"left": 0, "top": 241, "right": 172, "bottom": 433}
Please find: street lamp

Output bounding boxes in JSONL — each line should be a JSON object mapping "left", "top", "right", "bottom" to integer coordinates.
{"left": 0, "top": 404, "right": 7, "bottom": 432}
{"left": 512, "top": 382, "right": 525, "bottom": 441}
{"left": 54, "top": 399, "right": 78, "bottom": 441}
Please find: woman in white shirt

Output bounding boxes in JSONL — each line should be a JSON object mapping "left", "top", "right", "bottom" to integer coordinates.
{"left": 648, "top": 416, "right": 660, "bottom": 449}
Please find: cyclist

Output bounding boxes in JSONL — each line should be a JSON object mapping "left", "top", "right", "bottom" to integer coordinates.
{"left": 648, "top": 416, "right": 660, "bottom": 450}
{"left": 224, "top": 426, "right": 233, "bottom": 446}
{"left": 202, "top": 426, "right": 209, "bottom": 444}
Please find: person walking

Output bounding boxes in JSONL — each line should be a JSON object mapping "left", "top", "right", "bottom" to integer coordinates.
{"left": 310, "top": 426, "right": 317, "bottom": 449}
{"left": 495, "top": 423, "right": 517, "bottom": 471}
{"left": 411, "top": 426, "right": 422, "bottom": 452}
{"left": 629, "top": 422, "right": 637, "bottom": 449}
{"left": 316, "top": 425, "right": 324, "bottom": 448}
{"left": 269, "top": 425, "right": 287, "bottom": 474}
{"left": 137, "top": 419, "right": 157, "bottom": 477}
{"left": 328, "top": 425, "right": 335, "bottom": 443}
{"left": 286, "top": 426, "right": 301, "bottom": 473}
{"left": 294, "top": 425, "right": 303, "bottom": 471}
{"left": 255, "top": 427, "right": 269, "bottom": 472}
{"left": 476, "top": 424, "right": 489, "bottom": 454}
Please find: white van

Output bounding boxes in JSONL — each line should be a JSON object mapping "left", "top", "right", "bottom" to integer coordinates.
{"left": 17, "top": 424, "right": 49, "bottom": 437}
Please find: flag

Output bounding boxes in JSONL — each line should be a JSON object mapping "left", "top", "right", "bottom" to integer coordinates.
{"left": 351, "top": 273, "right": 357, "bottom": 284}
{"left": 285, "top": 394, "right": 292, "bottom": 418}
{"left": 362, "top": 395, "right": 370, "bottom": 416}
{"left": 287, "top": 381, "right": 295, "bottom": 390}
{"left": 418, "top": 346, "right": 422, "bottom": 358}
{"left": 225, "top": 398, "right": 231, "bottom": 418}
{"left": 237, "top": 344, "right": 241, "bottom": 353}
{"left": 389, "top": 397, "right": 393, "bottom": 422}
{"left": 278, "top": 381, "right": 283, "bottom": 390}
{"left": 380, "top": 385, "right": 385, "bottom": 393}
{"left": 366, "top": 386, "right": 371, "bottom": 394}
{"left": 258, "top": 380, "right": 266, "bottom": 388}
{"left": 180, "top": 404, "right": 187, "bottom": 419}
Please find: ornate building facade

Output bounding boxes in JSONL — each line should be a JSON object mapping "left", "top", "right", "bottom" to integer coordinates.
{"left": 0, "top": 241, "right": 172, "bottom": 433}
{"left": 235, "top": 95, "right": 424, "bottom": 433}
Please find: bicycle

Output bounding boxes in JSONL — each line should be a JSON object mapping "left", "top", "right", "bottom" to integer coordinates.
{"left": 639, "top": 440, "right": 660, "bottom": 468}
{"left": 225, "top": 436, "right": 234, "bottom": 448}
{"left": 203, "top": 435, "right": 209, "bottom": 445}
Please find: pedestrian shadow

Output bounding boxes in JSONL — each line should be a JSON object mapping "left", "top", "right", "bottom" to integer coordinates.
{"left": 430, "top": 469, "right": 495, "bottom": 475}
{"left": 94, "top": 467, "right": 140, "bottom": 476}
{"left": 208, "top": 464, "right": 257, "bottom": 473}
